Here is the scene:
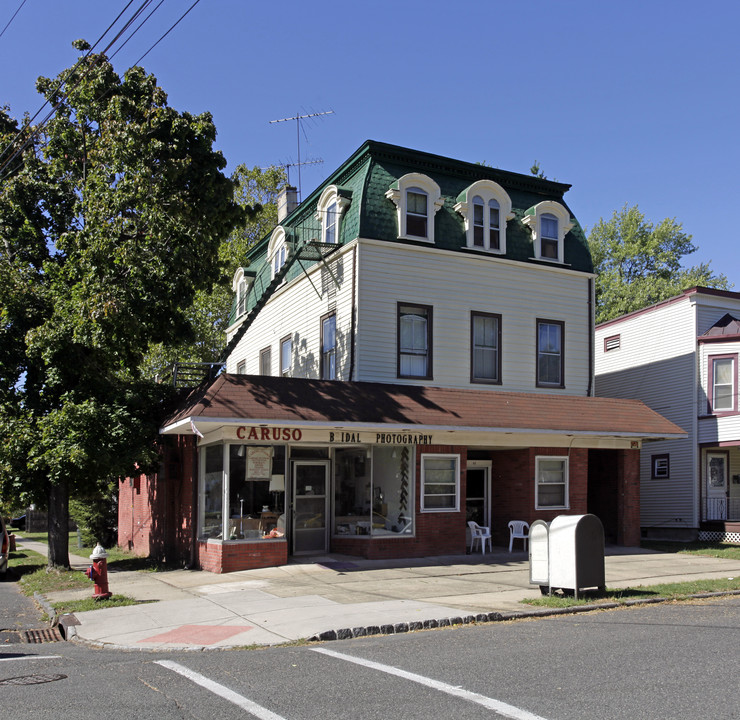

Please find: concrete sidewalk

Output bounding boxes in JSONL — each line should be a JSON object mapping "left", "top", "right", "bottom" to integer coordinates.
{"left": 15, "top": 538, "right": 740, "bottom": 651}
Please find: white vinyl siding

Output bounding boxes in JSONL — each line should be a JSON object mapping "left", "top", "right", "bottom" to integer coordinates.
{"left": 595, "top": 296, "right": 698, "bottom": 528}
{"left": 355, "top": 239, "right": 591, "bottom": 394}
{"left": 698, "top": 340, "right": 740, "bottom": 443}
{"left": 225, "top": 246, "right": 355, "bottom": 380}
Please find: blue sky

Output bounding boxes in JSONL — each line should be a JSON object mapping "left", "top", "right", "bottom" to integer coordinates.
{"left": 2, "top": 0, "right": 738, "bottom": 286}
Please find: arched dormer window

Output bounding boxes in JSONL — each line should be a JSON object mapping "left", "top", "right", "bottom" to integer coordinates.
{"left": 386, "top": 173, "right": 443, "bottom": 243}
{"left": 231, "top": 267, "right": 253, "bottom": 318}
{"left": 522, "top": 201, "right": 574, "bottom": 264}
{"left": 454, "top": 180, "right": 513, "bottom": 253}
{"left": 316, "top": 185, "right": 351, "bottom": 245}
{"left": 268, "top": 226, "right": 288, "bottom": 279}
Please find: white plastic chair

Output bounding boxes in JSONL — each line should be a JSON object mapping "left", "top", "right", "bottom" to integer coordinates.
{"left": 508, "top": 520, "right": 530, "bottom": 552}
{"left": 468, "top": 521, "right": 492, "bottom": 554}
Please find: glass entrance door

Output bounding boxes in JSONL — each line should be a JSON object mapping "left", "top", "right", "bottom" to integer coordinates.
{"left": 706, "top": 452, "right": 728, "bottom": 520}
{"left": 292, "top": 461, "right": 329, "bottom": 554}
{"left": 466, "top": 461, "right": 491, "bottom": 541}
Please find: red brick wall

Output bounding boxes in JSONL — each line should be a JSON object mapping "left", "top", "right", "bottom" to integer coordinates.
{"left": 617, "top": 449, "right": 640, "bottom": 546}
{"left": 198, "top": 539, "right": 288, "bottom": 573}
{"left": 118, "top": 435, "right": 197, "bottom": 566}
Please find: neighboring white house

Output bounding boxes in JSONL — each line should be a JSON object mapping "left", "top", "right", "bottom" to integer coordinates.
{"left": 595, "top": 286, "right": 740, "bottom": 542}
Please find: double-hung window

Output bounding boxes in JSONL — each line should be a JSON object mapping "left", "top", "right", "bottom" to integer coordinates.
{"left": 540, "top": 213, "right": 559, "bottom": 259}
{"left": 471, "top": 312, "right": 501, "bottom": 384}
{"left": 260, "top": 346, "right": 272, "bottom": 376}
{"left": 280, "top": 335, "right": 292, "bottom": 377}
{"left": 398, "top": 303, "right": 432, "bottom": 379}
{"left": 405, "top": 188, "right": 428, "bottom": 238}
{"left": 321, "top": 313, "right": 336, "bottom": 380}
{"left": 709, "top": 354, "right": 736, "bottom": 413}
{"left": 535, "top": 456, "right": 569, "bottom": 509}
{"left": 421, "top": 454, "right": 460, "bottom": 511}
{"left": 324, "top": 201, "right": 337, "bottom": 244}
{"left": 537, "top": 319, "right": 564, "bottom": 388}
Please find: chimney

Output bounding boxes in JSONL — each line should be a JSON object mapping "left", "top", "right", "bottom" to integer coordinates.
{"left": 277, "top": 186, "right": 298, "bottom": 222}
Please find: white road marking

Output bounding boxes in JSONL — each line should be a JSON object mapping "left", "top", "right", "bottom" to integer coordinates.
{"left": 0, "top": 655, "right": 62, "bottom": 662}
{"left": 155, "top": 660, "right": 288, "bottom": 720}
{"left": 312, "top": 646, "right": 550, "bottom": 720}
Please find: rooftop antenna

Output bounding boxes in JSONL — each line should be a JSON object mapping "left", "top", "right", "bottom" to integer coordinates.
{"left": 269, "top": 110, "right": 334, "bottom": 200}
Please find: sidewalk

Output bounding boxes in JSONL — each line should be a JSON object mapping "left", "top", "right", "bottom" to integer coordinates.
{"left": 15, "top": 538, "right": 740, "bottom": 651}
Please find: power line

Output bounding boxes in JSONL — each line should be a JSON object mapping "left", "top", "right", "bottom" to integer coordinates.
{"left": 0, "top": 0, "right": 27, "bottom": 41}
{"left": 132, "top": 0, "right": 202, "bottom": 66}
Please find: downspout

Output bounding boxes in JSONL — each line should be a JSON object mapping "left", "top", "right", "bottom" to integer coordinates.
{"left": 349, "top": 244, "right": 358, "bottom": 380}
{"left": 587, "top": 277, "right": 594, "bottom": 397}
{"left": 190, "top": 436, "right": 198, "bottom": 569}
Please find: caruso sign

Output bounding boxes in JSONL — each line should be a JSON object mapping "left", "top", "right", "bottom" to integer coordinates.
{"left": 234, "top": 426, "right": 433, "bottom": 445}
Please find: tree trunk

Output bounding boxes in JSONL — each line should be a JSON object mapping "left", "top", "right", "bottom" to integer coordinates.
{"left": 47, "top": 478, "right": 70, "bottom": 569}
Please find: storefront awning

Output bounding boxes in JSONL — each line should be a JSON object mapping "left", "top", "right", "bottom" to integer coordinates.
{"left": 160, "top": 375, "right": 686, "bottom": 450}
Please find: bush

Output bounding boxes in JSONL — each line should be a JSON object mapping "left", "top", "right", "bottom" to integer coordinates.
{"left": 69, "top": 486, "right": 117, "bottom": 548}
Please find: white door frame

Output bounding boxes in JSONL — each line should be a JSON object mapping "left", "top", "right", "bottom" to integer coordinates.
{"left": 467, "top": 460, "right": 492, "bottom": 529}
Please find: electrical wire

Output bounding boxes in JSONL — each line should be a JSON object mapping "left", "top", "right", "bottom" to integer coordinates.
{"left": 110, "top": 0, "right": 166, "bottom": 61}
{"left": 0, "top": 0, "right": 27, "bottom": 41}
{"left": 132, "top": 0, "right": 202, "bottom": 66}
{"left": 0, "top": 0, "right": 147, "bottom": 178}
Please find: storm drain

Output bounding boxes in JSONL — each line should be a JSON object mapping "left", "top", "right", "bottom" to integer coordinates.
{"left": 24, "top": 628, "right": 63, "bottom": 643}
{"left": 0, "top": 673, "right": 67, "bottom": 686}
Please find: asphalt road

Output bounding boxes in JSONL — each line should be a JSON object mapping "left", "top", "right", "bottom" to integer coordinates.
{"left": 2, "top": 597, "right": 739, "bottom": 720}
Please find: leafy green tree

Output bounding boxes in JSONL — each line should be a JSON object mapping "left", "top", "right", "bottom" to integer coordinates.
{"left": 0, "top": 41, "right": 243, "bottom": 567}
{"left": 140, "top": 164, "right": 285, "bottom": 378}
{"left": 588, "top": 204, "right": 731, "bottom": 324}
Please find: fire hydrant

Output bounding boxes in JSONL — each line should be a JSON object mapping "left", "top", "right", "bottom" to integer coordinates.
{"left": 85, "top": 544, "right": 112, "bottom": 600}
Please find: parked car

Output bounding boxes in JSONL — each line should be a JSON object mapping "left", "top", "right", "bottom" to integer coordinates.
{"left": 10, "top": 514, "right": 25, "bottom": 532}
{"left": 0, "top": 515, "right": 9, "bottom": 577}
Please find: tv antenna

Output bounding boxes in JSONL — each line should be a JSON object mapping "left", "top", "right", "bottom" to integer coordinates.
{"left": 269, "top": 109, "right": 334, "bottom": 200}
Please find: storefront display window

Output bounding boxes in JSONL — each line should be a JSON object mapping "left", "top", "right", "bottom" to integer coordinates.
{"left": 200, "top": 445, "right": 224, "bottom": 539}
{"left": 227, "top": 445, "right": 286, "bottom": 540}
{"left": 372, "top": 446, "right": 413, "bottom": 534}
{"left": 333, "top": 446, "right": 413, "bottom": 536}
{"left": 334, "top": 448, "right": 371, "bottom": 535}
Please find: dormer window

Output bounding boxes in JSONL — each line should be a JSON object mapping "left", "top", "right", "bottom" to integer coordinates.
{"left": 522, "top": 201, "right": 573, "bottom": 264}
{"left": 386, "top": 173, "right": 443, "bottom": 243}
{"left": 267, "top": 226, "right": 288, "bottom": 280}
{"left": 455, "top": 180, "right": 513, "bottom": 253}
{"left": 231, "top": 267, "right": 254, "bottom": 320}
{"left": 316, "top": 185, "right": 351, "bottom": 245}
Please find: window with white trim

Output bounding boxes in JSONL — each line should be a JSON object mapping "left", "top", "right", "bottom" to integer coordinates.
{"left": 421, "top": 454, "right": 460, "bottom": 511}
{"left": 454, "top": 179, "right": 513, "bottom": 253}
{"left": 259, "top": 346, "right": 272, "bottom": 376}
{"left": 267, "top": 226, "right": 288, "bottom": 280}
{"left": 709, "top": 354, "right": 737, "bottom": 413}
{"left": 321, "top": 312, "right": 336, "bottom": 380}
{"left": 316, "top": 185, "right": 351, "bottom": 245}
{"left": 231, "top": 268, "right": 253, "bottom": 320}
{"left": 280, "top": 335, "right": 292, "bottom": 377}
{"left": 386, "top": 173, "right": 443, "bottom": 243}
{"left": 522, "top": 201, "right": 573, "bottom": 264}
{"left": 535, "top": 456, "right": 569, "bottom": 509}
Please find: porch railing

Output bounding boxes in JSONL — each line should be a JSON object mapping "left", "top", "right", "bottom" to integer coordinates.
{"left": 704, "top": 497, "right": 740, "bottom": 521}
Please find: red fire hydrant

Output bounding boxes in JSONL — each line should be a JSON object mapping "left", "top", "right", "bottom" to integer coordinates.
{"left": 85, "top": 544, "right": 112, "bottom": 600}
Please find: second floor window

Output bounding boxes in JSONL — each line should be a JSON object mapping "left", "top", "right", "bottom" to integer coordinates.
{"left": 260, "top": 346, "right": 272, "bottom": 376}
{"left": 281, "top": 336, "right": 292, "bottom": 377}
{"left": 399, "top": 303, "right": 432, "bottom": 379}
{"left": 537, "top": 319, "right": 564, "bottom": 387}
{"left": 321, "top": 313, "right": 336, "bottom": 380}
{"left": 710, "top": 355, "right": 736, "bottom": 413}
{"left": 471, "top": 312, "right": 501, "bottom": 384}
{"left": 324, "top": 201, "right": 337, "bottom": 244}
{"left": 540, "top": 213, "right": 559, "bottom": 259}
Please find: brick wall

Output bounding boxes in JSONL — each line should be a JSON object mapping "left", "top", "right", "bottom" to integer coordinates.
{"left": 198, "top": 539, "right": 288, "bottom": 573}
{"left": 118, "top": 435, "right": 196, "bottom": 566}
